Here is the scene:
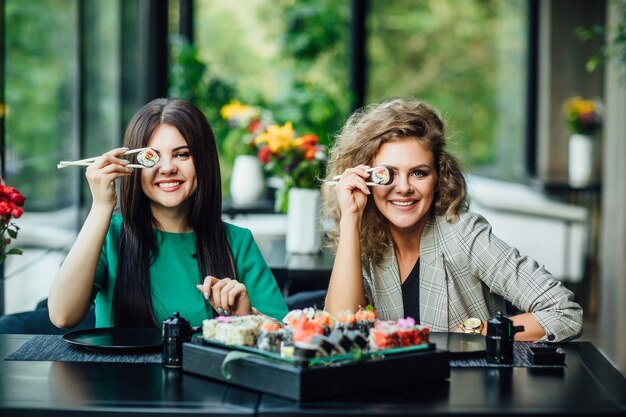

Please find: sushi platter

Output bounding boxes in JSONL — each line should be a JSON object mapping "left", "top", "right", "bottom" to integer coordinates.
{"left": 181, "top": 309, "right": 450, "bottom": 401}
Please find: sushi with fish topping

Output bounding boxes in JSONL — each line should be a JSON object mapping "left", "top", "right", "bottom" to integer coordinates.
{"left": 137, "top": 148, "right": 160, "bottom": 167}
{"left": 256, "top": 321, "right": 284, "bottom": 353}
{"left": 355, "top": 306, "right": 376, "bottom": 333}
{"left": 370, "top": 166, "right": 392, "bottom": 185}
{"left": 369, "top": 317, "right": 430, "bottom": 351}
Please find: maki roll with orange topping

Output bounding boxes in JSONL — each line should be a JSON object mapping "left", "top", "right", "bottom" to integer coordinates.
{"left": 355, "top": 306, "right": 376, "bottom": 333}
{"left": 369, "top": 165, "right": 392, "bottom": 185}
{"left": 256, "top": 321, "right": 284, "bottom": 353}
{"left": 336, "top": 310, "right": 357, "bottom": 332}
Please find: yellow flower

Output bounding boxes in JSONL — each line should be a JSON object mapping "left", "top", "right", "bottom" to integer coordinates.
{"left": 220, "top": 99, "right": 257, "bottom": 121}
{"left": 254, "top": 122, "right": 296, "bottom": 153}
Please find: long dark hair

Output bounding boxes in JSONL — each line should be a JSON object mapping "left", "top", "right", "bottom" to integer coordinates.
{"left": 112, "top": 98, "right": 233, "bottom": 327}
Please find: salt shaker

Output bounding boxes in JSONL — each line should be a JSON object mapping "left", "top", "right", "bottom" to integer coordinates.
{"left": 162, "top": 312, "right": 199, "bottom": 368}
{"left": 486, "top": 311, "right": 524, "bottom": 364}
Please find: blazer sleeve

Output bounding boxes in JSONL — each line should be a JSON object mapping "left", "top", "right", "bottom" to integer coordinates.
{"left": 450, "top": 212, "right": 583, "bottom": 342}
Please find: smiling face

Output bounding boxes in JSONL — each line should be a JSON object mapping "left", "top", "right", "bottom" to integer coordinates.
{"left": 141, "top": 124, "right": 197, "bottom": 219}
{"left": 371, "top": 137, "right": 438, "bottom": 237}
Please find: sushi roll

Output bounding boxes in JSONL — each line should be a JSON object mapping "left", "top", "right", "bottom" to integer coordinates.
{"left": 369, "top": 165, "right": 392, "bottom": 185}
{"left": 326, "top": 329, "right": 354, "bottom": 354}
{"left": 345, "top": 330, "right": 369, "bottom": 350}
{"left": 368, "top": 317, "right": 430, "bottom": 350}
{"left": 310, "top": 334, "right": 336, "bottom": 356}
{"left": 293, "top": 341, "right": 318, "bottom": 362}
{"left": 336, "top": 310, "right": 357, "bottom": 332}
{"left": 312, "top": 310, "right": 334, "bottom": 335}
{"left": 355, "top": 306, "right": 376, "bottom": 333}
{"left": 136, "top": 148, "right": 160, "bottom": 167}
{"left": 289, "top": 315, "right": 324, "bottom": 344}
{"left": 256, "top": 321, "right": 284, "bottom": 353}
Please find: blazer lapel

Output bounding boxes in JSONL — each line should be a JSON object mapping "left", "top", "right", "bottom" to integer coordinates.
{"left": 419, "top": 217, "right": 449, "bottom": 331}
{"left": 370, "top": 249, "right": 404, "bottom": 321}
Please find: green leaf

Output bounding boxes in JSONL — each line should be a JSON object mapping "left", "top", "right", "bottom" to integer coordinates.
{"left": 7, "top": 228, "right": 18, "bottom": 239}
{"left": 220, "top": 351, "right": 256, "bottom": 380}
{"left": 7, "top": 248, "right": 22, "bottom": 255}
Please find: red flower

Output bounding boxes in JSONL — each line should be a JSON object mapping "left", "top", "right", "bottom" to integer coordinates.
{"left": 247, "top": 118, "right": 262, "bottom": 134}
{"left": 258, "top": 146, "right": 272, "bottom": 164}
{"left": 11, "top": 206, "right": 24, "bottom": 219}
{"left": 0, "top": 178, "right": 26, "bottom": 262}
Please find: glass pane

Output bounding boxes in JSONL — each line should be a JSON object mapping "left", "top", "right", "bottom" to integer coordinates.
{"left": 368, "top": 0, "right": 528, "bottom": 181}
{"left": 183, "top": 0, "right": 350, "bottom": 193}
{"left": 4, "top": 0, "right": 79, "bottom": 313}
{"left": 82, "top": 0, "right": 122, "bottom": 213}
{"left": 3, "top": 0, "right": 122, "bottom": 314}
{"left": 5, "top": 0, "right": 79, "bottom": 209}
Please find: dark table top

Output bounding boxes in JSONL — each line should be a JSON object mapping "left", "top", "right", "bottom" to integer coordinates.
{"left": 0, "top": 334, "right": 624, "bottom": 416}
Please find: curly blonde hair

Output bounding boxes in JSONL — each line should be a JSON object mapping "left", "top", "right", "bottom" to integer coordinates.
{"left": 322, "top": 97, "right": 468, "bottom": 265}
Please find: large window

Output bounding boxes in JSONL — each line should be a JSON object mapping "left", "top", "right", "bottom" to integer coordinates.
{"left": 184, "top": 0, "right": 351, "bottom": 191}
{"left": 189, "top": 0, "right": 529, "bottom": 182}
{"left": 2, "top": 0, "right": 123, "bottom": 314}
{"left": 0, "top": 0, "right": 531, "bottom": 314}
{"left": 5, "top": 0, "right": 80, "bottom": 210}
{"left": 368, "top": 0, "right": 528, "bottom": 181}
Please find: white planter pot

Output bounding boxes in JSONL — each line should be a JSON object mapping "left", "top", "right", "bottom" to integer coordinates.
{"left": 286, "top": 188, "right": 322, "bottom": 254}
{"left": 230, "top": 155, "right": 265, "bottom": 208}
{"left": 568, "top": 134, "right": 594, "bottom": 186}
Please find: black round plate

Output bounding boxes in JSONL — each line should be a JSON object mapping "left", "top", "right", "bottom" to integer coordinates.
{"left": 63, "top": 327, "right": 162, "bottom": 352}
{"left": 429, "top": 332, "right": 486, "bottom": 357}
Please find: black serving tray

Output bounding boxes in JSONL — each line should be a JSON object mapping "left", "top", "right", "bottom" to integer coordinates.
{"left": 182, "top": 337, "right": 450, "bottom": 401}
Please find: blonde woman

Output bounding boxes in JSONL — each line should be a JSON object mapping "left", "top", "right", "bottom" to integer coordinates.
{"left": 323, "top": 97, "right": 582, "bottom": 342}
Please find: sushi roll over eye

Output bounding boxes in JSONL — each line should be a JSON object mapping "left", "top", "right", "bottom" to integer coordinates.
{"left": 136, "top": 148, "right": 160, "bottom": 167}
{"left": 369, "top": 165, "right": 393, "bottom": 185}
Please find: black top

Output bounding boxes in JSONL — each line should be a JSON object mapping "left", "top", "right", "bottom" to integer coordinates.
{"left": 401, "top": 258, "right": 420, "bottom": 323}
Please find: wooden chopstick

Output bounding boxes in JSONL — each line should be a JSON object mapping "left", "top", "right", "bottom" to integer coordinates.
{"left": 325, "top": 180, "right": 379, "bottom": 186}
{"left": 57, "top": 147, "right": 154, "bottom": 169}
{"left": 57, "top": 162, "right": 146, "bottom": 169}
{"left": 332, "top": 166, "right": 383, "bottom": 180}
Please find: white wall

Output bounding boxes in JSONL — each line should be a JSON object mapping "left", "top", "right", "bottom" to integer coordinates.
{"left": 467, "top": 175, "right": 588, "bottom": 283}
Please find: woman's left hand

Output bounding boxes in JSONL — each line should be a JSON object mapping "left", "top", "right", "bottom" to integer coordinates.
{"left": 196, "top": 276, "right": 253, "bottom": 316}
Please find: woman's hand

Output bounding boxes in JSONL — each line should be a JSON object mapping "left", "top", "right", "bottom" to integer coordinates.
{"left": 334, "top": 165, "right": 371, "bottom": 218}
{"left": 85, "top": 147, "right": 133, "bottom": 209}
{"left": 197, "top": 276, "right": 253, "bottom": 316}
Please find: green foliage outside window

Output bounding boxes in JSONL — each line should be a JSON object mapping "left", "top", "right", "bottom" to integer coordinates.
{"left": 171, "top": 0, "right": 350, "bottom": 196}
{"left": 4, "top": 0, "right": 79, "bottom": 210}
{"left": 368, "top": 0, "right": 527, "bottom": 179}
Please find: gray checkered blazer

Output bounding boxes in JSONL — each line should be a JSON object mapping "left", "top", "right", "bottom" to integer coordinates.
{"left": 362, "top": 211, "right": 583, "bottom": 343}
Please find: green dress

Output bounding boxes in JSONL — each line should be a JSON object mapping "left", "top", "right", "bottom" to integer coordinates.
{"left": 93, "top": 214, "right": 288, "bottom": 327}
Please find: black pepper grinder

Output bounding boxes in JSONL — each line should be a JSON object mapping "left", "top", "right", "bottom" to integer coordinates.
{"left": 486, "top": 311, "right": 524, "bottom": 364}
{"left": 162, "top": 312, "right": 201, "bottom": 368}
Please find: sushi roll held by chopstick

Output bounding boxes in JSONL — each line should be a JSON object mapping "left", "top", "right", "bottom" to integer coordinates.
{"left": 57, "top": 147, "right": 160, "bottom": 169}
{"left": 325, "top": 165, "right": 394, "bottom": 186}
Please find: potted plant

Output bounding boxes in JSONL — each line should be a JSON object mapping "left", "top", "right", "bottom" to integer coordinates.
{"left": 562, "top": 95, "right": 603, "bottom": 186}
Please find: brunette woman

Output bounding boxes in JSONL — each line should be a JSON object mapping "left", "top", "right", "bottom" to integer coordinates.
{"left": 49, "top": 98, "right": 288, "bottom": 328}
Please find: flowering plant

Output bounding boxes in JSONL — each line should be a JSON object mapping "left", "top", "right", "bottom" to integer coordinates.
{"left": 220, "top": 100, "right": 272, "bottom": 156}
{"left": 254, "top": 121, "right": 326, "bottom": 212}
{"left": 221, "top": 100, "right": 327, "bottom": 213}
{"left": 562, "top": 96, "right": 603, "bottom": 136}
{"left": 0, "top": 179, "right": 26, "bottom": 263}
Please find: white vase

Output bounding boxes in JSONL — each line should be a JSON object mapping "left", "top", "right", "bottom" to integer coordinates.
{"left": 230, "top": 155, "right": 265, "bottom": 208}
{"left": 568, "top": 134, "right": 594, "bottom": 186}
{"left": 286, "top": 187, "right": 322, "bottom": 254}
